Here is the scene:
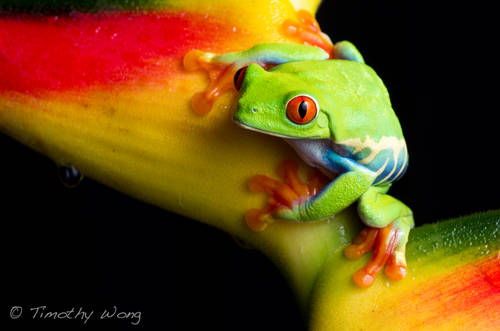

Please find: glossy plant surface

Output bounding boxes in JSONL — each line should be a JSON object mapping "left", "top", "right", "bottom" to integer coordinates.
{"left": 1, "top": 1, "right": 498, "bottom": 330}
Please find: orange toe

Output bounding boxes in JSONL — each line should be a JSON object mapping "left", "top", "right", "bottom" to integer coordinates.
{"left": 348, "top": 224, "right": 406, "bottom": 287}
{"left": 385, "top": 255, "right": 408, "bottom": 281}
{"left": 353, "top": 268, "right": 376, "bottom": 288}
{"left": 345, "top": 227, "right": 379, "bottom": 260}
{"left": 282, "top": 10, "right": 333, "bottom": 58}
{"left": 183, "top": 49, "right": 237, "bottom": 115}
{"left": 245, "top": 159, "right": 327, "bottom": 232}
{"left": 245, "top": 208, "right": 272, "bottom": 232}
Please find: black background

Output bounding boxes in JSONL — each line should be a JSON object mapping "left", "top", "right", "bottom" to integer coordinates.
{"left": 2, "top": 1, "right": 498, "bottom": 330}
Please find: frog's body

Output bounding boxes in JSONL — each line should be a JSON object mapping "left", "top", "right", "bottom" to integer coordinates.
{"left": 287, "top": 135, "right": 408, "bottom": 187}
{"left": 236, "top": 59, "right": 409, "bottom": 186}
{"left": 335, "top": 136, "right": 408, "bottom": 186}
{"left": 187, "top": 42, "right": 414, "bottom": 287}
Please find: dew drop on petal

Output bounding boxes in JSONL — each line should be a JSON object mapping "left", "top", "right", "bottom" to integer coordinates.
{"left": 58, "top": 165, "right": 84, "bottom": 188}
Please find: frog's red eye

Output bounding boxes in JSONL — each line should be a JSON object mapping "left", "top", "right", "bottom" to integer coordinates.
{"left": 286, "top": 95, "right": 317, "bottom": 124}
{"left": 233, "top": 66, "right": 248, "bottom": 91}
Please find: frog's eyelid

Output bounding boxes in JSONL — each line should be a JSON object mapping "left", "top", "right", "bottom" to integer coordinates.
{"left": 286, "top": 93, "right": 319, "bottom": 109}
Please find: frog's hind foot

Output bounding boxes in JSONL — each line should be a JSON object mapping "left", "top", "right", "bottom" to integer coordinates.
{"left": 344, "top": 227, "right": 379, "bottom": 259}
{"left": 245, "top": 159, "right": 328, "bottom": 232}
{"left": 282, "top": 10, "right": 333, "bottom": 58}
{"left": 345, "top": 218, "right": 412, "bottom": 288}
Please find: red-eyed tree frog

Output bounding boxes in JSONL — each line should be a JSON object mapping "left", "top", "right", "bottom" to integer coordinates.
{"left": 185, "top": 42, "right": 413, "bottom": 287}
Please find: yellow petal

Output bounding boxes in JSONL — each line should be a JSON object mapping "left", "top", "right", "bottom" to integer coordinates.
{"left": 0, "top": 0, "right": 346, "bottom": 310}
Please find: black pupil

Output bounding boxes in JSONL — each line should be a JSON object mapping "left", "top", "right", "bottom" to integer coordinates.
{"left": 298, "top": 100, "right": 308, "bottom": 119}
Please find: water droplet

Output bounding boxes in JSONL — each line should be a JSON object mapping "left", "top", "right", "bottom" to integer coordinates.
{"left": 337, "top": 224, "right": 345, "bottom": 236}
{"left": 58, "top": 165, "right": 84, "bottom": 188}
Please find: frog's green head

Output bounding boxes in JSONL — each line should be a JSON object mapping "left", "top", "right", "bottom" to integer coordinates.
{"left": 233, "top": 60, "right": 404, "bottom": 142}
{"left": 233, "top": 63, "right": 330, "bottom": 139}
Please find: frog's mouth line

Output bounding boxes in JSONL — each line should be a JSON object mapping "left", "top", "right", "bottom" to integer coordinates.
{"left": 233, "top": 118, "right": 300, "bottom": 139}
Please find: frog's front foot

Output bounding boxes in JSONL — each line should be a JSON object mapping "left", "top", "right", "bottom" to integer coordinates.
{"left": 245, "top": 159, "right": 328, "bottom": 231}
{"left": 184, "top": 41, "right": 331, "bottom": 115}
{"left": 183, "top": 50, "right": 238, "bottom": 115}
{"left": 345, "top": 216, "right": 413, "bottom": 287}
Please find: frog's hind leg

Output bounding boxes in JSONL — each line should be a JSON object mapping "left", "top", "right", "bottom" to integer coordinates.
{"left": 345, "top": 186, "right": 414, "bottom": 287}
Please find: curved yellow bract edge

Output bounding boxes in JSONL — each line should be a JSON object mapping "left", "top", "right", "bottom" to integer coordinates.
{"left": 0, "top": 80, "right": 356, "bottom": 308}
{"left": 310, "top": 248, "right": 500, "bottom": 330}
{"left": 3, "top": 3, "right": 498, "bottom": 329}
{"left": 0, "top": 0, "right": 353, "bottom": 309}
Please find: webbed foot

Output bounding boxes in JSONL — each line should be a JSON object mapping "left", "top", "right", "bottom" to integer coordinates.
{"left": 245, "top": 159, "right": 328, "bottom": 231}
{"left": 345, "top": 217, "right": 412, "bottom": 287}
{"left": 183, "top": 50, "right": 240, "bottom": 115}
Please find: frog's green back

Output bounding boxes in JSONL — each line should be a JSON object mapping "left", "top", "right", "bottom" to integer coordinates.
{"left": 271, "top": 60, "right": 404, "bottom": 143}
